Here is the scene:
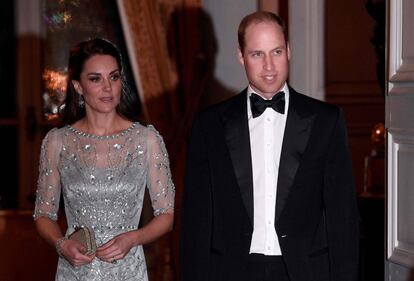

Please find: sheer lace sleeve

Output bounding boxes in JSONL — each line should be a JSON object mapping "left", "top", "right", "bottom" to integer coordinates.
{"left": 145, "top": 125, "right": 175, "bottom": 216}
{"left": 33, "top": 128, "right": 62, "bottom": 221}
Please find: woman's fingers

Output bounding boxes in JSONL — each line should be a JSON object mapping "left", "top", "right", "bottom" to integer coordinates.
{"left": 62, "top": 240, "right": 95, "bottom": 266}
{"left": 97, "top": 238, "right": 115, "bottom": 251}
{"left": 96, "top": 233, "right": 133, "bottom": 262}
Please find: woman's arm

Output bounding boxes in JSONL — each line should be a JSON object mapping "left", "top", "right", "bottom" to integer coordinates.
{"left": 33, "top": 129, "right": 94, "bottom": 266}
{"left": 35, "top": 216, "right": 95, "bottom": 266}
{"left": 35, "top": 216, "right": 63, "bottom": 247}
{"left": 128, "top": 212, "right": 174, "bottom": 245}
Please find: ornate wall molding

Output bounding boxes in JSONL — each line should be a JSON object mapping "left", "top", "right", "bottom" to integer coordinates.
{"left": 387, "top": 0, "right": 414, "bottom": 270}
{"left": 389, "top": 0, "right": 414, "bottom": 83}
{"left": 387, "top": 130, "right": 414, "bottom": 268}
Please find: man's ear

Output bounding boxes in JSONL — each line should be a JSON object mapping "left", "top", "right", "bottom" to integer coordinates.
{"left": 287, "top": 42, "right": 291, "bottom": 60}
{"left": 237, "top": 46, "right": 245, "bottom": 66}
{"left": 72, "top": 80, "right": 82, "bottom": 95}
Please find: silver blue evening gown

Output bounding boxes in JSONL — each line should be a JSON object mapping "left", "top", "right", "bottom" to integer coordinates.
{"left": 33, "top": 122, "right": 175, "bottom": 281}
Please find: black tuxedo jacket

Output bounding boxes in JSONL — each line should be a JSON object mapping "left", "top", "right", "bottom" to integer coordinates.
{"left": 180, "top": 87, "right": 359, "bottom": 281}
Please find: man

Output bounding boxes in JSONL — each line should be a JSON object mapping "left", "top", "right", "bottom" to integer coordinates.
{"left": 181, "top": 11, "right": 359, "bottom": 281}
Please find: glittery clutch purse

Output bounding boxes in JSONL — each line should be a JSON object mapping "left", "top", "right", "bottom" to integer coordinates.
{"left": 68, "top": 226, "right": 97, "bottom": 256}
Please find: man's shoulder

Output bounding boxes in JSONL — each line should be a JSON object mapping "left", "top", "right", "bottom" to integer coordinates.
{"left": 290, "top": 87, "right": 340, "bottom": 116}
{"left": 197, "top": 90, "right": 246, "bottom": 117}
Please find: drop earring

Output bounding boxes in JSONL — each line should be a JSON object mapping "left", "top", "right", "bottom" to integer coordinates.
{"left": 78, "top": 94, "right": 85, "bottom": 108}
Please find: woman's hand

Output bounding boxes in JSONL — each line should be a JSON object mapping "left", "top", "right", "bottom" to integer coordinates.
{"left": 95, "top": 213, "right": 173, "bottom": 263}
{"left": 96, "top": 232, "right": 135, "bottom": 263}
{"left": 58, "top": 239, "right": 95, "bottom": 267}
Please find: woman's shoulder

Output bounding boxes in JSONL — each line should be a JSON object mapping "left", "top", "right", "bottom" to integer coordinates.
{"left": 40, "top": 126, "right": 68, "bottom": 150}
{"left": 132, "top": 123, "right": 166, "bottom": 145}
{"left": 131, "top": 122, "right": 159, "bottom": 136}
{"left": 43, "top": 126, "right": 68, "bottom": 140}
{"left": 144, "top": 124, "right": 164, "bottom": 139}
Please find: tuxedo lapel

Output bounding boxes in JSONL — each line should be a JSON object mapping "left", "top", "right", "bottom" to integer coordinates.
{"left": 221, "top": 89, "right": 316, "bottom": 225}
{"left": 275, "top": 89, "right": 316, "bottom": 221}
{"left": 222, "top": 90, "right": 254, "bottom": 225}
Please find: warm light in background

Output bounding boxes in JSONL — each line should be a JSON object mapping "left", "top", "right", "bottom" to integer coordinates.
{"left": 371, "top": 122, "right": 385, "bottom": 149}
{"left": 42, "top": 68, "right": 67, "bottom": 120}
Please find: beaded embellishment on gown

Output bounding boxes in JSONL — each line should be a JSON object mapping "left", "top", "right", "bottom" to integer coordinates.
{"left": 33, "top": 122, "right": 175, "bottom": 281}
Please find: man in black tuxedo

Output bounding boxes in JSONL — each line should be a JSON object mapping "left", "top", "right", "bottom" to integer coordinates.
{"left": 180, "top": 11, "right": 359, "bottom": 281}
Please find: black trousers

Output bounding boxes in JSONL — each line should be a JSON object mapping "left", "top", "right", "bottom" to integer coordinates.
{"left": 244, "top": 254, "right": 290, "bottom": 281}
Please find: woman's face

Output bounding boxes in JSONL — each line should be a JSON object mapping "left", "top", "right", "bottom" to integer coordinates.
{"left": 72, "top": 54, "right": 122, "bottom": 116}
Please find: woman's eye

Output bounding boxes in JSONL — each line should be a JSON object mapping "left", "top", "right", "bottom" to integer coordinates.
{"left": 89, "top": 76, "right": 101, "bottom": 83}
{"left": 110, "top": 74, "right": 121, "bottom": 81}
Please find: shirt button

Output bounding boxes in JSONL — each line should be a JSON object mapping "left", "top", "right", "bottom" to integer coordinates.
{"left": 267, "top": 246, "right": 271, "bottom": 250}
{"left": 268, "top": 220, "right": 272, "bottom": 225}
{"left": 266, "top": 118, "right": 271, "bottom": 122}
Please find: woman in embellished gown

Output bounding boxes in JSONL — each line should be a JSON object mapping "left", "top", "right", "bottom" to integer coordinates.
{"left": 33, "top": 38, "right": 175, "bottom": 281}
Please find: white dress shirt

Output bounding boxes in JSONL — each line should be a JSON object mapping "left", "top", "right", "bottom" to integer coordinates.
{"left": 247, "top": 83, "right": 289, "bottom": 256}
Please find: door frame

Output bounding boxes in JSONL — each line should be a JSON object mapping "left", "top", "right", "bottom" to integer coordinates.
{"left": 386, "top": 0, "right": 414, "bottom": 271}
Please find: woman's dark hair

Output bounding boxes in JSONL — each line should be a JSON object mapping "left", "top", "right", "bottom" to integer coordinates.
{"left": 60, "top": 38, "right": 139, "bottom": 124}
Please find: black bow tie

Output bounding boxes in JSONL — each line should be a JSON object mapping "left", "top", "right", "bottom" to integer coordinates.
{"left": 250, "top": 92, "right": 285, "bottom": 118}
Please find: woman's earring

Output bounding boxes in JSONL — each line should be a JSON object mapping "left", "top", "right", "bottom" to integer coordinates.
{"left": 78, "top": 94, "right": 85, "bottom": 108}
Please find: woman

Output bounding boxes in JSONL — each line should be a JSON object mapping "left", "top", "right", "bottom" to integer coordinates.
{"left": 33, "top": 38, "right": 175, "bottom": 280}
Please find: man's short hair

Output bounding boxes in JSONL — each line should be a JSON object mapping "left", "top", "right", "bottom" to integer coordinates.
{"left": 238, "top": 11, "right": 288, "bottom": 53}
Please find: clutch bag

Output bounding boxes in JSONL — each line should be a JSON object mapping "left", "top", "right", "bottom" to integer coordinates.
{"left": 68, "top": 226, "right": 97, "bottom": 256}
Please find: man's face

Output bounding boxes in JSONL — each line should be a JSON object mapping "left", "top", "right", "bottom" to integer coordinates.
{"left": 238, "top": 21, "right": 290, "bottom": 99}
